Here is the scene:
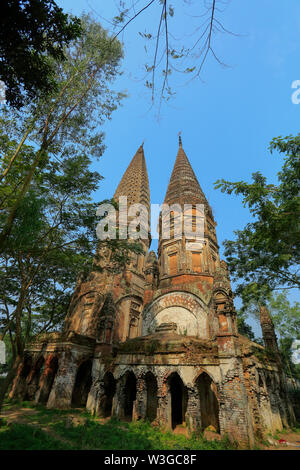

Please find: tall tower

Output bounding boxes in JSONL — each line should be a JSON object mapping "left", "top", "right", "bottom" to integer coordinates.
{"left": 260, "top": 305, "right": 280, "bottom": 354}
{"left": 111, "top": 144, "right": 151, "bottom": 342}
{"left": 142, "top": 138, "right": 231, "bottom": 340}
{"left": 64, "top": 145, "right": 151, "bottom": 343}
{"left": 158, "top": 137, "right": 220, "bottom": 286}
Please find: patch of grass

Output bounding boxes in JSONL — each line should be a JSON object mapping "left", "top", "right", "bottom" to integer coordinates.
{"left": 0, "top": 423, "right": 74, "bottom": 450}
{"left": 2, "top": 398, "right": 36, "bottom": 409}
{"left": 0, "top": 404, "right": 238, "bottom": 450}
{"left": 291, "top": 424, "right": 300, "bottom": 433}
{"left": 51, "top": 417, "right": 236, "bottom": 450}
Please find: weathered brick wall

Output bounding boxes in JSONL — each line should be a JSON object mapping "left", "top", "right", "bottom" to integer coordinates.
{"left": 218, "top": 360, "right": 254, "bottom": 446}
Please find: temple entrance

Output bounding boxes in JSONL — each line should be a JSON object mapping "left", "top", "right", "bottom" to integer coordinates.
{"left": 72, "top": 360, "right": 93, "bottom": 407}
{"left": 21, "top": 356, "right": 33, "bottom": 380}
{"left": 38, "top": 356, "right": 59, "bottom": 405}
{"left": 145, "top": 372, "right": 158, "bottom": 422}
{"left": 196, "top": 372, "right": 220, "bottom": 432}
{"left": 98, "top": 372, "right": 116, "bottom": 418}
{"left": 168, "top": 373, "right": 188, "bottom": 429}
{"left": 122, "top": 371, "right": 136, "bottom": 421}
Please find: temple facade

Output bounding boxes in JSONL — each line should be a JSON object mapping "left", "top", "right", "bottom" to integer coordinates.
{"left": 10, "top": 141, "right": 296, "bottom": 446}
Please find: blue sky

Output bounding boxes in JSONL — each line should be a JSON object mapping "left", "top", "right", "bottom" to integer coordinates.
{"left": 57, "top": 1, "right": 300, "bottom": 335}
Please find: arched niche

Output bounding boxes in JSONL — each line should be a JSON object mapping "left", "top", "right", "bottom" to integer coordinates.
{"left": 98, "top": 372, "right": 116, "bottom": 418}
{"left": 145, "top": 372, "right": 158, "bottom": 422}
{"left": 167, "top": 372, "right": 188, "bottom": 430}
{"left": 143, "top": 291, "right": 208, "bottom": 338}
{"left": 72, "top": 359, "right": 93, "bottom": 407}
{"left": 120, "top": 371, "right": 137, "bottom": 421}
{"left": 195, "top": 372, "right": 220, "bottom": 432}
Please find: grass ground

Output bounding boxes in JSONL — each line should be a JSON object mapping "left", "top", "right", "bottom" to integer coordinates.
{"left": 0, "top": 400, "right": 299, "bottom": 450}
{"left": 0, "top": 400, "right": 237, "bottom": 450}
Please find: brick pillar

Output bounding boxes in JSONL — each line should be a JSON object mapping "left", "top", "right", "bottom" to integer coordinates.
{"left": 133, "top": 376, "right": 146, "bottom": 421}
{"left": 35, "top": 354, "right": 58, "bottom": 404}
{"left": 47, "top": 351, "right": 78, "bottom": 409}
{"left": 86, "top": 378, "right": 105, "bottom": 416}
{"left": 9, "top": 359, "right": 31, "bottom": 400}
{"left": 185, "top": 386, "right": 201, "bottom": 434}
{"left": 112, "top": 378, "right": 124, "bottom": 419}
{"left": 156, "top": 374, "right": 169, "bottom": 429}
{"left": 218, "top": 359, "right": 255, "bottom": 447}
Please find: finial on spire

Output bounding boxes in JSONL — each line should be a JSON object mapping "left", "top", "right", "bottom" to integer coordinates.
{"left": 138, "top": 141, "right": 144, "bottom": 152}
{"left": 178, "top": 131, "right": 182, "bottom": 147}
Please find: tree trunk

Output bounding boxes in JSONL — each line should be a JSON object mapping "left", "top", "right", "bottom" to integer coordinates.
{"left": 0, "top": 356, "right": 22, "bottom": 414}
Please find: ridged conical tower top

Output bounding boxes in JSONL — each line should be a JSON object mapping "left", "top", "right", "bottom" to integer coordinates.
{"left": 259, "top": 305, "right": 280, "bottom": 356}
{"left": 260, "top": 305, "right": 274, "bottom": 327}
{"left": 113, "top": 144, "right": 150, "bottom": 213}
{"left": 164, "top": 137, "right": 212, "bottom": 215}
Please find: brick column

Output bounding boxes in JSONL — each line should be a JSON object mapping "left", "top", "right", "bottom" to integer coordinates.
{"left": 218, "top": 359, "right": 255, "bottom": 447}
{"left": 112, "top": 379, "right": 124, "bottom": 419}
{"left": 156, "top": 373, "right": 169, "bottom": 429}
{"left": 133, "top": 376, "right": 146, "bottom": 421}
{"left": 47, "top": 351, "right": 78, "bottom": 409}
{"left": 86, "top": 378, "right": 105, "bottom": 416}
{"left": 185, "top": 386, "right": 201, "bottom": 434}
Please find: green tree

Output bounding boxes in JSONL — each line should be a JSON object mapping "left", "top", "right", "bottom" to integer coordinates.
{"left": 267, "top": 292, "right": 300, "bottom": 340}
{"left": 0, "top": 0, "right": 82, "bottom": 108}
{"left": 245, "top": 292, "right": 300, "bottom": 378}
{"left": 236, "top": 312, "right": 256, "bottom": 342}
{"left": 0, "top": 135, "right": 143, "bottom": 411}
{"left": 278, "top": 337, "right": 300, "bottom": 380}
{"left": 215, "top": 134, "right": 300, "bottom": 306}
{"left": 0, "top": 14, "right": 124, "bottom": 249}
{"left": 0, "top": 15, "right": 144, "bottom": 410}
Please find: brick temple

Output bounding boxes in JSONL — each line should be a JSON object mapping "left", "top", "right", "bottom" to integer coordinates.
{"left": 10, "top": 139, "right": 296, "bottom": 446}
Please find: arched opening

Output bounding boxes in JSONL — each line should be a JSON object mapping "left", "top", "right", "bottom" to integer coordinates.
{"left": 26, "top": 356, "right": 45, "bottom": 401}
{"left": 98, "top": 372, "right": 116, "bottom": 418}
{"left": 196, "top": 372, "right": 220, "bottom": 432}
{"left": 20, "top": 356, "right": 32, "bottom": 379}
{"left": 121, "top": 371, "right": 136, "bottom": 421}
{"left": 38, "top": 356, "right": 59, "bottom": 405}
{"left": 145, "top": 372, "right": 158, "bottom": 422}
{"left": 168, "top": 372, "right": 188, "bottom": 430}
{"left": 72, "top": 359, "right": 93, "bottom": 407}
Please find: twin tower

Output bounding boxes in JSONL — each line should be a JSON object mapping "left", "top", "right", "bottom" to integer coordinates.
{"left": 64, "top": 139, "right": 233, "bottom": 345}
{"left": 11, "top": 140, "right": 295, "bottom": 446}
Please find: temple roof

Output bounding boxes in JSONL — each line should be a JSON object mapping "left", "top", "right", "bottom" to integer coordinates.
{"left": 113, "top": 145, "right": 150, "bottom": 213}
{"left": 163, "top": 141, "right": 212, "bottom": 214}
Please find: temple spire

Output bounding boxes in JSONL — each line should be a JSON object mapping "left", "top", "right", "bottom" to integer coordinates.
{"left": 259, "top": 305, "right": 280, "bottom": 355}
{"left": 113, "top": 145, "right": 150, "bottom": 212}
{"left": 163, "top": 141, "right": 212, "bottom": 214}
